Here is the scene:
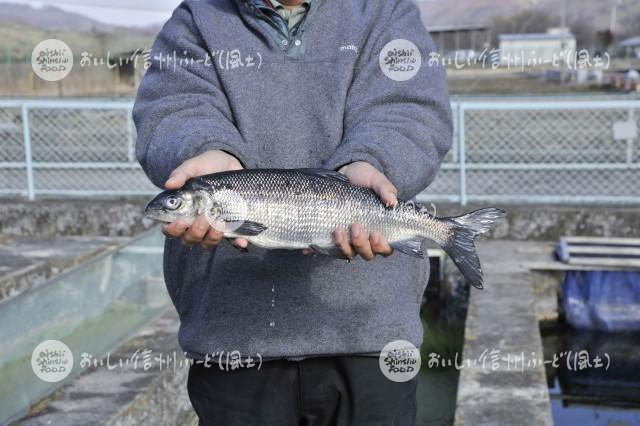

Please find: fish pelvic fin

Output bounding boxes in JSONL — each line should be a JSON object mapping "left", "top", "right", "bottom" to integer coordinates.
{"left": 439, "top": 208, "right": 506, "bottom": 290}
{"left": 309, "top": 244, "right": 351, "bottom": 260}
{"left": 390, "top": 239, "right": 424, "bottom": 258}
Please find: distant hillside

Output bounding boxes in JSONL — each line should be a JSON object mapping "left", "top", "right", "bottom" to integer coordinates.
{"left": 0, "top": 3, "right": 159, "bottom": 62}
{"left": 0, "top": 3, "right": 160, "bottom": 35}
{"left": 0, "top": 24, "right": 156, "bottom": 62}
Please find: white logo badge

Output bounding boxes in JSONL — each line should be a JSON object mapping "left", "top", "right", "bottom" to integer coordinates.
{"left": 31, "top": 39, "right": 73, "bottom": 82}
{"left": 379, "top": 39, "right": 421, "bottom": 81}
{"left": 379, "top": 340, "right": 421, "bottom": 382}
{"left": 31, "top": 339, "right": 74, "bottom": 382}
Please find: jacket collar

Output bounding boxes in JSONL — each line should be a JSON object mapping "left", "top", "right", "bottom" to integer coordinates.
{"left": 241, "top": 0, "right": 321, "bottom": 45}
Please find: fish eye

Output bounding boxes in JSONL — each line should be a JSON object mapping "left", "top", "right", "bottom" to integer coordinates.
{"left": 164, "top": 196, "right": 182, "bottom": 210}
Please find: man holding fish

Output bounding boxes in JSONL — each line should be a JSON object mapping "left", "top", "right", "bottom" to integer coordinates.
{"left": 133, "top": 0, "right": 458, "bottom": 423}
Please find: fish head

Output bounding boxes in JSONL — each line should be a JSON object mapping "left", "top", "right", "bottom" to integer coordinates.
{"left": 144, "top": 189, "right": 200, "bottom": 224}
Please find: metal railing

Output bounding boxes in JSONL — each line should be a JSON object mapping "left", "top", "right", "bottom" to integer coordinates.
{"left": 0, "top": 100, "right": 155, "bottom": 199}
{"left": 1, "top": 98, "right": 639, "bottom": 204}
{"left": 420, "top": 99, "right": 640, "bottom": 205}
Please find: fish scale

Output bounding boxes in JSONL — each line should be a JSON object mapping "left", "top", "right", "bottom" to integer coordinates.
{"left": 144, "top": 168, "right": 506, "bottom": 289}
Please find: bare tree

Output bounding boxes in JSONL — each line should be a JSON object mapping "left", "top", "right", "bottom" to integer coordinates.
{"left": 617, "top": 7, "right": 640, "bottom": 40}
{"left": 568, "top": 15, "right": 598, "bottom": 49}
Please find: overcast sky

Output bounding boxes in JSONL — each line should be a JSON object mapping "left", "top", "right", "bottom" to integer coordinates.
{"left": 4, "top": 0, "right": 182, "bottom": 27}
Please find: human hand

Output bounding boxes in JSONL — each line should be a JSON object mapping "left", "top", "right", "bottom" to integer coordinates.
{"left": 162, "top": 150, "right": 249, "bottom": 250}
{"left": 304, "top": 161, "right": 396, "bottom": 261}
{"left": 338, "top": 161, "right": 398, "bottom": 207}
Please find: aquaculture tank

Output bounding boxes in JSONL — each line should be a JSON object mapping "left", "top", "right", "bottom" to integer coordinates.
{"left": 0, "top": 229, "right": 169, "bottom": 424}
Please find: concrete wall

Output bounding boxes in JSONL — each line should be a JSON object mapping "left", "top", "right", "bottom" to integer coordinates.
{"left": 0, "top": 198, "right": 155, "bottom": 238}
{"left": 439, "top": 203, "right": 640, "bottom": 241}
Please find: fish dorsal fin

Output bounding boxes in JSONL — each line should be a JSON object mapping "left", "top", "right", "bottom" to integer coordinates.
{"left": 298, "top": 168, "right": 350, "bottom": 183}
{"left": 184, "top": 179, "right": 211, "bottom": 191}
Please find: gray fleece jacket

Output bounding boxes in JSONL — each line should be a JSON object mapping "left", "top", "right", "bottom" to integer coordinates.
{"left": 133, "top": 0, "right": 452, "bottom": 361}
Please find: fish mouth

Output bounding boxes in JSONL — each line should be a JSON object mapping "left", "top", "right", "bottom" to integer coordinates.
{"left": 144, "top": 209, "right": 197, "bottom": 225}
{"left": 144, "top": 209, "right": 173, "bottom": 223}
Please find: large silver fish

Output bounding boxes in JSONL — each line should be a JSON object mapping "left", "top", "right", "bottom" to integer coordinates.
{"left": 144, "top": 168, "right": 505, "bottom": 289}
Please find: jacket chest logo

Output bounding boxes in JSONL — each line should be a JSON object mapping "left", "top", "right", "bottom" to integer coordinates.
{"left": 339, "top": 44, "right": 358, "bottom": 54}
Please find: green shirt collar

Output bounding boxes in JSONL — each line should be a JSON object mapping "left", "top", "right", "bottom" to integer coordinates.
{"left": 268, "top": 0, "right": 313, "bottom": 31}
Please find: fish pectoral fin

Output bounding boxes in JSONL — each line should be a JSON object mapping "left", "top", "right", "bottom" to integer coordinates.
{"left": 390, "top": 238, "right": 424, "bottom": 258}
{"left": 309, "top": 244, "right": 350, "bottom": 260}
{"left": 229, "top": 221, "right": 268, "bottom": 236}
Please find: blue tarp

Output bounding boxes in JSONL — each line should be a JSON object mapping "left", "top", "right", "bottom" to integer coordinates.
{"left": 563, "top": 271, "right": 640, "bottom": 331}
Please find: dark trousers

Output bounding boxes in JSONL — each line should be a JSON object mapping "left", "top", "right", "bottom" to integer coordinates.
{"left": 187, "top": 356, "right": 417, "bottom": 426}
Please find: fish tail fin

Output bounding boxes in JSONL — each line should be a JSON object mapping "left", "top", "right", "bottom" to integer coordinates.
{"left": 437, "top": 208, "right": 505, "bottom": 290}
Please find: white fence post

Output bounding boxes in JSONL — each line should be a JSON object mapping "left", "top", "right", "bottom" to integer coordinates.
{"left": 450, "top": 102, "right": 458, "bottom": 162}
{"left": 21, "top": 104, "right": 35, "bottom": 200}
{"left": 126, "top": 106, "right": 135, "bottom": 163}
{"left": 458, "top": 104, "right": 467, "bottom": 206}
{"left": 628, "top": 108, "right": 636, "bottom": 164}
